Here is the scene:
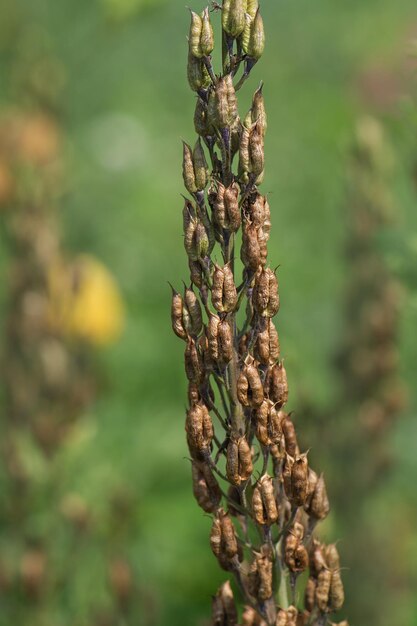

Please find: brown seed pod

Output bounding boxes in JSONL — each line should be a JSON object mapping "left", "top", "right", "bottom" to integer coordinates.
{"left": 291, "top": 453, "right": 309, "bottom": 507}
{"left": 188, "top": 259, "right": 203, "bottom": 289}
{"left": 308, "top": 474, "right": 330, "bottom": 521}
{"left": 249, "top": 122, "right": 264, "bottom": 177}
{"left": 315, "top": 568, "right": 332, "bottom": 612}
{"left": 191, "top": 461, "right": 221, "bottom": 513}
{"left": 304, "top": 577, "right": 316, "bottom": 612}
{"left": 325, "top": 544, "right": 340, "bottom": 571}
{"left": 251, "top": 84, "right": 267, "bottom": 138}
{"left": 220, "top": 509, "right": 239, "bottom": 559}
{"left": 237, "top": 355, "right": 264, "bottom": 408}
{"left": 283, "top": 453, "right": 294, "bottom": 500}
{"left": 264, "top": 362, "right": 288, "bottom": 408}
{"left": 248, "top": 554, "right": 273, "bottom": 602}
{"left": 208, "top": 75, "right": 238, "bottom": 130}
{"left": 185, "top": 402, "right": 213, "bottom": 455}
{"left": 238, "top": 121, "right": 251, "bottom": 182}
{"left": 223, "top": 183, "right": 241, "bottom": 232}
{"left": 310, "top": 540, "right": 327, "bottom": 577}
{"left": 207, "top": 314, "right": 221, "bottom": 362}
{"left": 184, "top": 285, "right": 203, "bottom": 336}
{"left": 193, "top": 139, "right": 209, "bottom": 191}
{"left": 211, "top": 580, "right": 238, "bottom": 626}
{"left": 241, "top": 220, "right": 262, "bottom": 270}
{"left": 188, "top": 381, "right": 200, "bottom": 405}
{"left": 282, "top": 414, "right": 298, "bottom": 457}
{"left": 212, "top": 264, "right": 238, "bottom": 313}
{"left": 255, "top": 399, "right": 283, "bottom": 446}
{"left": 254, "top": 318, "right": 280, "bottom": 364}
{"left": 218, "top": 318, "right": 234, "bottom": 364}
{"left": 183, "top": 141, "right": 197, "bottom": 194}
{"left": 285, "top": 533, "right": 309, "bottom": 573}
{"left": 194, "top": 97, "right": 211, "bottom": 138}
{"left": 253, "top": 267, "right": 279, "bottom": 317}
{"left": 252, "top": 474, "right": 278, "bottom": 526}
{"left": 226, "top": 436, "right": 253, "bottom": 485}
{"left": 329, "top": 569, "right": 345, "bottom": 611}
{"left": 276, "top": 610, "right": 287, "bottom": 626}
{"left": 184, "top": 337, "right": 204, "bottom": 383}
{"left": 171, "top": 287, "right": 187, "bottom": 340}
{"left": 213, "top": 182, "right": 226, "bottom": 232}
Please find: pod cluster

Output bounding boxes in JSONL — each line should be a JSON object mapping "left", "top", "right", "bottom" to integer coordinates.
{"left": 171, "top": 4, "right": 347, "bottom": 625}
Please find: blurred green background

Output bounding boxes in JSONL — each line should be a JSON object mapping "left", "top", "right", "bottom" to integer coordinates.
{"left": 1, "top": 0, "right": 417, "bottom": 624}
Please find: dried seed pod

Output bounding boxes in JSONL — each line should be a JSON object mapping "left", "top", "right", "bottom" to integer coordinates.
{"left": 310, "top": 540, "right": 327, "bottom": 577}
{"left": 315, "top": 568, "right": 332, "bottom": 612}
{"left": 188, "top": 381, "right": 200, "bottom": 405}
{"left": 223, "top": 183, "right": 241, "bottom": 232}
{"left": 329, "top": 569, "right": 345, "bottom": 611}
{"left": 183, "top": 141, "right": 197, "bottom": 194}
{"left": 249, "top": 123, "right": 264, "bottom": 177}
{"left": 285, "top": 533, "right": 309, "bottom": 573}
{"left": 308, "top": 474, "right": 330, "bottom": 521}
{"left": 325, "top": 544, "right": 340, "bottom": 571}
{"left": 222, "top": 0, "right": 246, "bottom": 38}
{"left": 212, "top": 264, "right": 238, "bottom": 313}
{"left": 226, "top": 436, "right": 253, "bottom": 485}
{"left": 252, "top": 474, "right": 278, "bottom": 525}
{"left": 218, "top": 318, "right": 233, "bottom": 364}
{"left": 254, "top": 318, "right": 280, "bottom": 364}
{"left": 191, "top": 461, "right": 221, "bottom": 513}
{"left": 171, "top": 287, "right": 187, "bottom": 340}
{"left": 237, "top": 356, "right": 264, "bottom": 408}
{"left": 283, "top": 453, "right": 294, "bottom": 500}
{"left": 238, "top": 122, "right": 250, "bottom": 182}
{"left": 213, "top": 182, "right": 226, "bottom": 231}
{"left": 286, "top": 607, "right": 298, "bottom": 626}
{"left": 185, "top": 219, "right": 210, "bottom": 261}
{"left": 247, "top": 8, "right": 265, "bottom": 61}
{"left": 241, "top": 220, "right": 261, "bottom": 270}
{"left": 276, "top": 610, "right": 287, "bottom": 626}
{"left": 251, "top": 84, "right": 267, "bottom": 137}
{"left": 306, "top": 468, "right": 318, "bottom": 504}
{"left": 189, "top": 259, "right": 203, "bottom": 289}
{"left": 193, "top": 139, "right": 209, "bottom": 190}
{"left": 264, "top": 362, "right": 288, "bottom": 407}
{"left": 208, "top": 75, "right": 238, "bottom": 130}
{"left": 282, "top": 414, "right": 298, "bottom": 457}
{"left": 211, "top": 580, "right": 238, "bottom": 626}
{"left": 186, "top": 402, "right": 213, "bottom": 454}
{"left": 220, "top": 509, "right": 239, "bottom": 559}
{"left": 253, "top": 267, "right": 279, "bottom": 317}
{"left": 304, "top": 577, "right": 316, "bottom": 612}
{"left": 248, "top": 555, "right": 273, "bottom": 602}
{"left": 291, "top": 453, "right": 309, "bottom": 507}
{"left": 194, "top": 97, "right": 212, "bottom": 138}
{"left": 184, "top": 285, "right": 203, "bottom": 336}
{"left": 184, "top": 337, "right": 204, "bottom": 383}
{"left": 187, "top": 52, "right": 210, "bottom": 92}
{"left": 255, "top": 399, "right": 283, "bottom": 446}
{"left": 200, "top": 7, "right": 214, "bottom": 57}
{"left": 207, "top": 314, "right": 221, "bottom": 362}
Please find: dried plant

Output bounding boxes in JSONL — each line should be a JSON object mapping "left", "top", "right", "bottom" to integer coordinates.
{"left": 171, "top": 3, "right": 348, "bottom": 624}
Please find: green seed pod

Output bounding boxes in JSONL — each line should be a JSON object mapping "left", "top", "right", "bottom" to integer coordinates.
{"left": 251, "top": 84, "right": 267, "bottom": 137}
{"left": 187, "top": 52, "right": 211, "bottom": 92}
{"left": 222, "top": 0, "right": 246, "bottom": 38}
{"left": 193, "top": 139, "right": 209, "bottom": 190}
{"left": 247, "top": 8, "right": 265, "bottom": 61}
{"left": 183, "top": 141, "right": 197, "bottom": 194}
{"left": 189, "top": 9, "right": 203, "bottom": 58}
{"left": 200, "top": 7, "right": 214, "bottom": 56}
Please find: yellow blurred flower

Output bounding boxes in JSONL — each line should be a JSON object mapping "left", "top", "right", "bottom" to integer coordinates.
{"left": 48, "top": 254, "right": 125, "bottom": 346}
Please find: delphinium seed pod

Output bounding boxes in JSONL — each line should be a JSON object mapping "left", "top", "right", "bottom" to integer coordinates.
{"left": 172, "top": 7, "right": 348, "bottom": 624}
{"left": 211, "top": 580, "right": 238, "bottom": 626}
{"left": 226, "top": 435, "right": 253, "bottom": 485}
